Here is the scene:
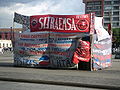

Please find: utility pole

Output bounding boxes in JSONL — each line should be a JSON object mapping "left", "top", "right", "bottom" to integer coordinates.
{"left": 108, "top": 0, "right": 113, "bottom": 36}
{"left": 10, "top": 27, "right": 13, "bottom": 40}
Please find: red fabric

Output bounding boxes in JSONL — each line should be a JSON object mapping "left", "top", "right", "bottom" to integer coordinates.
{"left": 72, "top": 40, "right": 91, "bottom": 64}
{"left": 30, "top": 14, "right": 90, "bottom": 33}
{"left": 108, "top": 24, "right": 111, "bottom": 35}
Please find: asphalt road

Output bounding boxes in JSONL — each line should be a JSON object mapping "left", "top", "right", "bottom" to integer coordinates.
{"left": 0, "top": 81, "right": 105, "bottom": 90}
{"left": 0, "top": 52, "right": 120, "bottom": 89}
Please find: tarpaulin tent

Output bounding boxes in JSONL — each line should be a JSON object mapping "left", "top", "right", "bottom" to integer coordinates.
{"left": 13, "top": 13, "right": 112, "bottom": 71}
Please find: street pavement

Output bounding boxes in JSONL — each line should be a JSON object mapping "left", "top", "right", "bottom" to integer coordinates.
{"left": 0, "top": 52, "right": 120, "bottom": 89}
{"left": 0, "top": 81, "right": 104, "bottom": 90}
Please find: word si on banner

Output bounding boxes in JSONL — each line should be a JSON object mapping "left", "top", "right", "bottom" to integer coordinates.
{"left": 30, "top": 14, "right": 91, "bottom": 33}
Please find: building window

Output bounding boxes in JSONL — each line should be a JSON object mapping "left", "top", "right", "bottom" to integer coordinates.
{"left": 113, "top": 6, "right": 119, "bottom": 10}
{"left": 113, "top": 12, "right": 119, "bottom": 15}
{"left": 113, "top": 23, "right": 119, "bottom": 27}
{"left": 95, "top": 6, "right": 101, "bottom": 9}
{"left": 104, "top": 1, "right": 111, "bottom": 5}
{"left": 104, "top": 6, "right": 112, "bottom": 10}
{"left": 3, "top": 43, "right": 5, "bottom": 47}
{"left": 87, "top": 2, "right": 94, "bottom": 5}
{"left": 94, "top": 1, "right": 101, "bottom": 5}
{"left": 113, "top": 1, "right": 120, "bottom": 4}
{"left": 113, "top": 17, "right": 119, "bottom": 21}
{"left": 87, "top": 6, "right": 92, "bottom": 10}
{"left": 104, "top": 12, "right": 110, "bottom": 16}
{"left": 95, "top": 11, "right": 101, "bottom": 16}
{"left": 10, "top": 44, "right": 12, "bottom": 47}
{"left": 6, "top": 44, "right": 8, "bottom": 47}
{"left": 104, "top": 17, "right": 110, "bottom": 21}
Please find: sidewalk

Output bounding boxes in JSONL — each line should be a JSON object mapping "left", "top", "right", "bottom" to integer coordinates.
{"left": 0, "top": 52, "right": 120, "bottom": 89}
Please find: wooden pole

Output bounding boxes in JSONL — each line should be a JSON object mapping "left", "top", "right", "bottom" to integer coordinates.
{"left": 90, "top": 34, "right": 94, "bottom": 71}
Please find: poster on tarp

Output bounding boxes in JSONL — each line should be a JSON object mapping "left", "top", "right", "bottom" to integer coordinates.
{"left": 14, "top": 31, "right": 87, "bottom": 67}
{"left": 14, "top": 12, "right": 30, "bottom": 29}
{"left": 92, "top": 35, "right": 112, "bottom": 69}
{"left": 72, "top": 40, "right": 91, "bottom": 64}
{"left": 14, "top": 32, "right": 49, "bottom": 66}
{"left": 48, "top": 32, "right": 79, "bottom": 67}
{"left": 30, "top": 14, "right": 90, "bottom": 33}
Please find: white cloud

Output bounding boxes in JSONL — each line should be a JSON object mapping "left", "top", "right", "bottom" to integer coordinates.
{"left": 0, "top": 0, "right": 85, "bottom": 28}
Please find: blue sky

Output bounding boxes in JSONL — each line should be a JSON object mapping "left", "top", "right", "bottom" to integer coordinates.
{"left": 0, "top": 0, "right": 85, "bottom": 28}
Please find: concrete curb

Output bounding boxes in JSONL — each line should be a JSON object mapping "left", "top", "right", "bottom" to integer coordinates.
{"left": 0, "top": 77, "right": 119, "bottom": 89}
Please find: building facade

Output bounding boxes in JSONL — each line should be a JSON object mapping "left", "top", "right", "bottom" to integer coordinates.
{"left": 0, "top": 28, "right": 22, "bottom": 48}
{"left": 104, "top": 0, "right": 120, "bottom": 28}
{"left": 0, "top": 40, "right": 12, "bottom": 48}
{"left": 83, "top": 0, "right": 104, "bottom": 17}
{"left": 83, "top": 0, "right": 120, "bottom": 28}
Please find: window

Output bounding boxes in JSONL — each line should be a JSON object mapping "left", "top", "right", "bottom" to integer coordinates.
{"left": 104, "top": 1, "right": 111, "bottom": 5}
{"left": 6, "top": 44, "right": 8, "bottom": 47}
{"left": 113, "top": 12, "right": 119, "bottom": 15}
{"left": 104, "top": 17, "right": 110, "bottom": 21}
{"left": 87, "top": 6, "right": 92, "bottom": 10}
{"left": 113, "top": 17, "right": 119, "bottom": 21}
{"left": 10, "top": 44, "right": 12, "bottom": 47}
{"left": 104, "top": 12, "right": 112, "bottom": 16}
{"left": 94, "top": 1, "right": 101, "bottom": 5}
{"left": 95, "top": 11, "right": 101, "bottom": 16}
{"left": 87, "top": 2, "right": 94, "bottom": 5}
{"left": 3, "top": 43, "right": 5, "bottom": 47}
{"left": 113, "top": 23, "right": 119, "bottom": 27}
{"left": 104, "top": 12, "right": 110, "bottom": 16}
{"left": 113, "top": 1, "right": 120, "bottom": 4}
{"left": 95, "top": 6, "right": 101, "bottom": 9}
{"left": 113, "top": 6, "right": 119, "bottom": 10}
{"left": 104, "top": 6, "right": 112, "bottom": 10}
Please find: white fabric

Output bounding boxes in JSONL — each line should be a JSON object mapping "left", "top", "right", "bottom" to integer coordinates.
{"left": 95, "top": 17, "right": 110, "bottom": 41}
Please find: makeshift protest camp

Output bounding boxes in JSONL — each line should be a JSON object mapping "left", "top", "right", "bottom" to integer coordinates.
{"left": 13, "top": 13, "right": 112, "bottom": 71}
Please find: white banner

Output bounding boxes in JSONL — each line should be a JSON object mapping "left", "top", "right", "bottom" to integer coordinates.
{"left": 13, "top": 32, "right": 86, "bottom": 68}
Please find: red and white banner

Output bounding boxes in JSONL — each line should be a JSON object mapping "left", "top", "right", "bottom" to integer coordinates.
{"left": 92, "top": 35, "right": 112, "bottom": 69}
{"left": 13, "top": 32, "right": 85, "bottom": 67}
{"left": 30, "top": 14, "right": 90, "bottom": 33}
{"left": 72, "top": 40, "right": 91, "bottom": 64}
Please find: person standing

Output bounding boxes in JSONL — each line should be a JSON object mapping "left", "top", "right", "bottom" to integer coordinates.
{"left": 0, "top": 47, "right": 4, "bottom": 54}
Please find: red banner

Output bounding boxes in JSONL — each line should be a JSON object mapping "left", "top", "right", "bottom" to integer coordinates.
{"left": 72, "top": 40, "right": 91, "bottom": 64}
{"left": 30, "top": 14, "right": 90, "bottom": 32}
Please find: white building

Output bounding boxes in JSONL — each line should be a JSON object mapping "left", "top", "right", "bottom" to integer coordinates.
{"left": 0, "top": 40, "right": 12, "bottom": 48}
{"left": 0, "top": 28, "right": 22, "bottom": 48}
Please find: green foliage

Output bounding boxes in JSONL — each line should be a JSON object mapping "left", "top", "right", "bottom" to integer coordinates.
{"left": 113, "top": 28, "right": 120, "bottom": 42}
